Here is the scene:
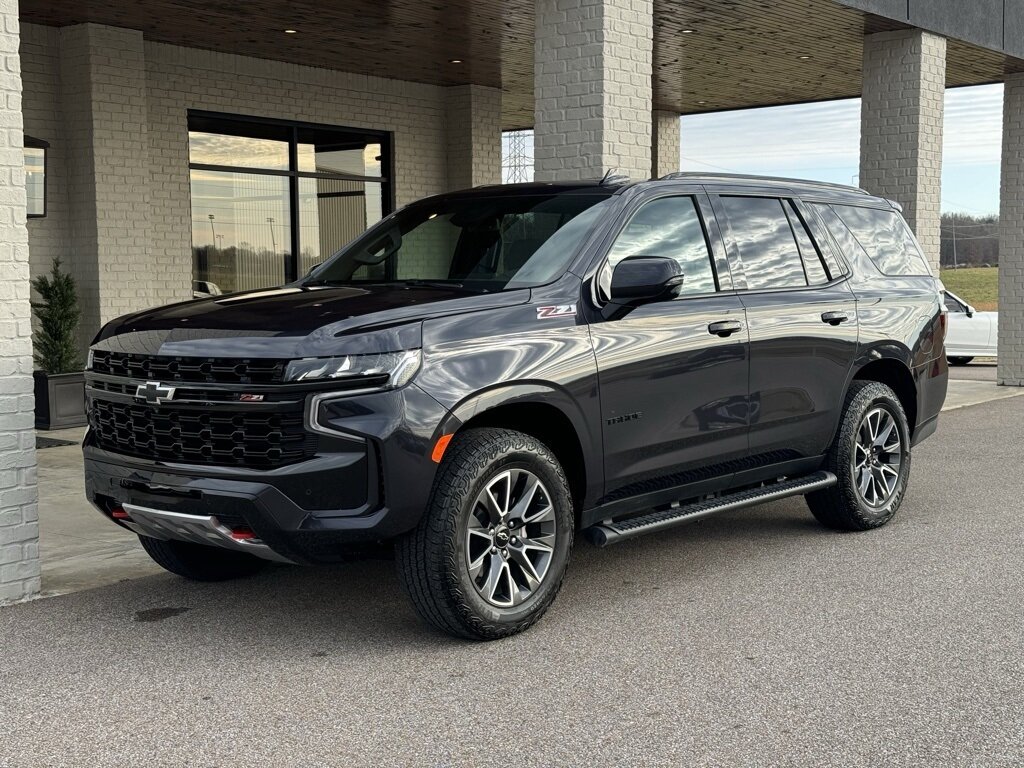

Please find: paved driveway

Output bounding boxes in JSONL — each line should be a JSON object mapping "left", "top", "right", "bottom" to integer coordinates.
{"left": 3, "top": 397, "right": 1022, "bottom": 767}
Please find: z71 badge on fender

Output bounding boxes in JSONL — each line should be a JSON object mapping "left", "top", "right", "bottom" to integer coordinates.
{"left": 536, "top": 304, "right": 577, "bottom": 319}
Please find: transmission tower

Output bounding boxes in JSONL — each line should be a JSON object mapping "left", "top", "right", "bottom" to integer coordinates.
{"left": 502, "top": 130, "right": 533, "bottom": 183}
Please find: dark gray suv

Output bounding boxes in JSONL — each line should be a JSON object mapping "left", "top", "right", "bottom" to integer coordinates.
{"left": 83, "top": 173, "right": 948, "bottom": 639}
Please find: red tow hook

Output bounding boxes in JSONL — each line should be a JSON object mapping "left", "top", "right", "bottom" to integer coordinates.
{"left": 230, "top": 527, "right": 257, "bottom": 541}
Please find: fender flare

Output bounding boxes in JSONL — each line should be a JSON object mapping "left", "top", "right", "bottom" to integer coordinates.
{"left": 434, "top": 381, "right": 604, "bottom": 507}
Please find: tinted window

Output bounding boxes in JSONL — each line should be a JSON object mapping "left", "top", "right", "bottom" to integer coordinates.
{"left": 784, "top": 201, "right": 829, "bottom": 284}
{"left": 830, "top": 204, "right": 931, "bottom": 276}
{"left": 607, "top": 196, "right": 717, "bottom": 295}
{"left": 718, "top": 196, "right": 807, "bottom": 290}
{"left": 310, "top": 192, "right": 611, "bottom": 292}
{"left": 943, "top": 292, "right": 965, "bottom": 313}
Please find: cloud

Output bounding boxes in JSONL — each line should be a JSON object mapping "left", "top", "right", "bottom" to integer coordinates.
{"left": 679, "top": 84, "right": 1003, "bottom": 214}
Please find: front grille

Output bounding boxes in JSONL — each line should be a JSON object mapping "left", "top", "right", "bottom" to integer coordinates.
{"left": 89, "top": 400, "right": 315, "bottom": 468}
{"left": 91, "top": 351, "right": 287, "bottom": 385}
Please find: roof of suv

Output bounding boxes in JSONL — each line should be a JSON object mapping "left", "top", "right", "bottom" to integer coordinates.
{"left": 465, "top": 174, "right": 890, "bottom": 205}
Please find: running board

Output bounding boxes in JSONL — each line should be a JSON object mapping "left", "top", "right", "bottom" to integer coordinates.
{"left": 585, "top": 471, "right": 837, "bottom": 547}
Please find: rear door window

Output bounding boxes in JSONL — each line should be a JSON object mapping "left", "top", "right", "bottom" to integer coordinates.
{"left": 783, "top": 201, "right": 830, "bottom": 284}
{"left": 717, "top": 196, "right": 808, "bottom": 290}
{"left": 826, "top": 204, "right": 931, "bottom": 276}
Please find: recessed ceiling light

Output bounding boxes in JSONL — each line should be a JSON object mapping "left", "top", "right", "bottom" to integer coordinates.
{"left": 284, "top": 29, "right": 298, "bottom": 34}
{"left": 697, "top": 100, "right": 707, "bottom": 104}
{"left": 797, "top": 55, "right": 811, "bottom": 60}
{"left": 449, "top": 58, "right": 463, "bottom": 64}
{"left": 682, "top": 29, "right": 695, "bottom": 34}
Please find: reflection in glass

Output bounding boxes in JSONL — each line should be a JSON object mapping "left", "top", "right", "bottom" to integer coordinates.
{"left": 25, "top": 146, "right": 45, "bottom": 217}
{"left": 298, "top": 177, "right": 384, "bottom": 275}
{"left": 720, "top": 196, "right": 808, "bottom": 290}
{"left": 190, "top": 170, "right": 291, "bottom": 294}
{"left": 831, "top": 204, "right": 931, "bottom": 276}
{"left": 608, "top": 196, "right": 716, "bottom": 295}
{"left": 297, "top": 140, "right": 382, "bottom": 178}
{"left": 784, "top": 201, "right": 829, "bottom": 284}
{"left": 188, "top": 131, "right": 289, "bottom": 171}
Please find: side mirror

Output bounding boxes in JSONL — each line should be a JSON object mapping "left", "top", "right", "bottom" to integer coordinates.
{"left": 305, "top": 262, "right": 322, "bottom": 278}
{"left": 610, "top": 256, "right": 684, "bottom": 303}
{"left": 966, "top": 305, "right": 976, "bottom": 318}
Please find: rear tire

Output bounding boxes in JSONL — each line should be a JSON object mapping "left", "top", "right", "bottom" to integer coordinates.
{"left": 139, "top": 535, "right": 267, "bottom": 581}
{"left": 948, "top": 356, "right": 973, "bottom": 366}
{"left": 806, "top": 381, "right": 911, "bottom": 531}
{"left": 396, "top": 427, "right": 574, "bottom": 640}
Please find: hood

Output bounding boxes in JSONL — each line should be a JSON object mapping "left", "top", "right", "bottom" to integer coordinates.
{"left": 93, "top": 283, "right": 530, "bottom": 359}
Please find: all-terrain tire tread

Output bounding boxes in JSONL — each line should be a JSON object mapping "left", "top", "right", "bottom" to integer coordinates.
{"left": 806, "top": 380, "right": 911, "bottom": 531}
{"left": 396, "top": 427, "right": 573, "bottom": 640}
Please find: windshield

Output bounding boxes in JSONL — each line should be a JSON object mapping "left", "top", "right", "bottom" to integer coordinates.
{"left": 306, "top": 192, "right": 613, "bottom": 292}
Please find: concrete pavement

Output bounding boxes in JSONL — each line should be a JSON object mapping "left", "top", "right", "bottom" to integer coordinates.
{"left": 4, "top": 387, "right": 1023, "bottom": 766}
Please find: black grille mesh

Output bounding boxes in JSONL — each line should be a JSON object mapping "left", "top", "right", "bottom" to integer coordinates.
{"left": 89, "top": 400, "right": 315, "bottom": 468}
{"left": 91, "top": 351, "right": 286, "bottom": 385}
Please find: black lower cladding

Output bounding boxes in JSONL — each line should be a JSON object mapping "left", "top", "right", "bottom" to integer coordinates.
{"left": 89, "top": 398, "right": 315, "bottom": 468}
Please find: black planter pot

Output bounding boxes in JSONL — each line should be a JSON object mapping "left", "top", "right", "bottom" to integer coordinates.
{"left": 33, "top": 370, "right": 87, "bottom": 430}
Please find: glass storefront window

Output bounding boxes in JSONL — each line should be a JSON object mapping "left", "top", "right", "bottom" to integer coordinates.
{"left": 188, "top": 113, "right": 390, "bottom": 295}
{"left": 190, "top": 170, "right": 291, "bottom": 294}
{"left": 25, "top": 138, "right": 47, "bottom": 218}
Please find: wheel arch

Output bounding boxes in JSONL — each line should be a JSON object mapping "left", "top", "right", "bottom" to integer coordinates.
{"left": 437, "top": 383, "right": 602, "bottom": 517}
{"left": 849, "top": 355, "right": 918, "bottom": 437}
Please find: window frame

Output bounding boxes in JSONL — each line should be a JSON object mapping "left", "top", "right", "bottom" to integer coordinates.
{"left": 187, "top": 110, "right": 394, "bottom": 283}
{"left": 592, "top": 188, "right": 726, "bottom": 304}
{"left": 25, "top": 135, "right": 48, "bottom": 219}
{"left": 710, "top": 191, "right": 852, "bottom": 295}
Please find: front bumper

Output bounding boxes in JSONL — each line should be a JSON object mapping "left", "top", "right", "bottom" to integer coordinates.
{"left": 84, "top": 384, "right": 450, "bottom": 564}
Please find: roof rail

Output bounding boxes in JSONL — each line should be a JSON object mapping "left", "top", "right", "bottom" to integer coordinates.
{"left": 658, "top": 171, "right": 869, "bottom": 195}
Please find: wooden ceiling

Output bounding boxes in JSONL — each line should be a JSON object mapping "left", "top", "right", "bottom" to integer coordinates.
{"left": 19, "top": 0, "right": 1018, "bottom": 130}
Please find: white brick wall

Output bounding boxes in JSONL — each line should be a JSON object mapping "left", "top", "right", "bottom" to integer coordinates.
{"left": 998, "top": 72, "right": 1024, "bottom": 386}
{"left": 652, "top": 109, "right": 680, "bottom": 178}
{"left": 859, "top": 29, "right": 946, "bottom": 272}
{"left": 0, "top": 3, "right": 40, "bottom": 605}
{"left": 445, "top": 84, "right": 502, "bottom": 190}
{"left": 534, "top": 0, "right": 653, "bottom": 182}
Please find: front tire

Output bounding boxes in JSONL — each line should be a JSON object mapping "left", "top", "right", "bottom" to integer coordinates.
{"left": 139, "top": 536, "right": 267, "bottom": 581}
{"left": 396, "top": 428, "right": 574, "bottom": 640}
{"left": 806, "top": 381, "right": 911, "bottom": 531}
{"left": 948, "top": 356, "right": 973, "bottom": 366}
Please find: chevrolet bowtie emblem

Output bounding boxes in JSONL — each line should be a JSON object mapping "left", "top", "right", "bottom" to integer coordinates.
{"left": 136, "top": 380, "right": 176, "bottom": 405}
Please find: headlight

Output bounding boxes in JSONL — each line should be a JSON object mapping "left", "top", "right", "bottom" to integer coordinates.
{"left": 86, "top": 349, "right": 94, "bottom": 370}
{"left": 284, "top": 349, "right": 421, "bottom": 388}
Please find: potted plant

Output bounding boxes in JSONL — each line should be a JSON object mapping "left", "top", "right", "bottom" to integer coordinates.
{"left": 31, "top": 258, "right": 87, "bottom": 429}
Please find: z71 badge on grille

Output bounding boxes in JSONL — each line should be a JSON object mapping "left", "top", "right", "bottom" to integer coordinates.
{"left": 135, "top": 381, "right": 176, "bottom": 405}
{"left": 536, "top": 304, "right": 577, "bottom": 319}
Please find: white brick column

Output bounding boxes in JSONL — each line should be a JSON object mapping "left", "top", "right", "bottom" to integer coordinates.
{"left": 0, "top": 3, "right": 41, "bottom": 604}
{"left": 652, "top": 109, "right": 680, "bottom": 178}
{"left": 859, "top": 29, "right": 946, "bottom": 272}
{"left": 58, "top": 24, "right": 152, "bottom": 348}
{"left": 534, "top": 0, "right": 653, "bottom": 182}
{"left": 998, "top": 73, "right": 1024, "bottom": 386}
{"left": 445, "top": 84, "right": 502, "bottom": 190}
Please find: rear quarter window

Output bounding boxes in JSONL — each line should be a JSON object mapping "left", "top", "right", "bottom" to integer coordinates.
{"left": 822, "top": 203, "right": 931, "bottom": 276}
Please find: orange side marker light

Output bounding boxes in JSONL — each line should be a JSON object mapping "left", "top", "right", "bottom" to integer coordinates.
{"left": 432, "top": 434, "right": 454, "bottom": 463}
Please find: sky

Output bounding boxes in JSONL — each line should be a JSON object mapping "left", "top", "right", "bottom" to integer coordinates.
{"left": 679, "top": 83, "right": 1003, "bottom": 216}
{"left": 502, "top": 83, "right": 1003, "bottom": 216}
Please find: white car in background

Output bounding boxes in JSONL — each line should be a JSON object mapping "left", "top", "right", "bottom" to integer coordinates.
{"left": 944, "top": 289, "right": 997, "bottom": 365}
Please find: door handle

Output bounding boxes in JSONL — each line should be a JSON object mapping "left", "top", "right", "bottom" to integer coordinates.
{"left": 708, "top": 320, "right": 743, "bottom": 338}
{"left": 821, "top": 311, "right": 849, "bottom": 326}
